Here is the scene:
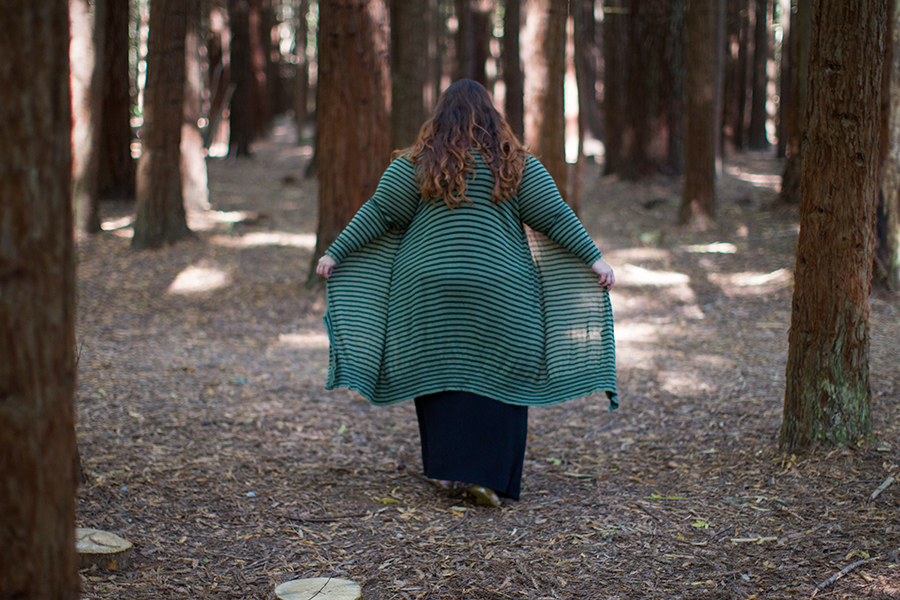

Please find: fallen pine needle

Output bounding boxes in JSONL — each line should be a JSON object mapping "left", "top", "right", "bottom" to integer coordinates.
{"left": 730, "top": 536, "right": 777, "bottom": 544}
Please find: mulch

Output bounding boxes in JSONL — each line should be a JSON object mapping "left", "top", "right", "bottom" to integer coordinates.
{"left": 75, "top": 121, "right": 900, "bottom": 599}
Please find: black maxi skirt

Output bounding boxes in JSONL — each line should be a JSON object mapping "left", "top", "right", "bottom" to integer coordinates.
{"left": 414, "top": 390, "right": 529, "bottom": 500}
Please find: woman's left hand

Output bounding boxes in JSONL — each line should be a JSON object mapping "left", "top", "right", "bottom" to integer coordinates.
{"left": 317, "top": 254, "right": 337, "bottom": 279}
{"left": 591, "top": 258, "right": 615, "bottom": 289}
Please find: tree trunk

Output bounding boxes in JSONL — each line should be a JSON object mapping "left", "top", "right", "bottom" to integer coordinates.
{"left": 523, "top": 0, "right": 567, "bottom": 199}
{"left": 603, "top": 0, "right": 627, "bottom": 174}
{"left": 573, "top": 0, "right": 603, "bottom": 141}
{"left": 780, "top": 0, "right": 887, "bottom": 451}
{"left": 182, "top": 0, "right": 209, "bottom": 213}
{"left": 776, "top": 0, "right": 793, "bottom": 159}
{"left": 0, "top": 2, "right": 79, "bottom": 598}
{"left": 778, "top": 0, "right": 810, "bottom": 203}
{"left": 456, "top": 0, "right": 491, "bottom": 85}
{"left": 664, "top": 0, "right": 687, "bottom": 175}
{"left": 132, "top": 0, "right": 192, "bottom": 249}
{"left": 229, "top": 0, "right": 254, "bottom": 156}
{"left": 747, "top": 0, "right": 770, "bottom": 149}
{"left": 391, "top": 0, "right": 427, "bottom": 150}
{"left": 503, "top": 0, "right": 525, "bottom": 140}
{"left": 97, "top": 0, "right": 136, "bottom": 201}
{"left": 249, "top": 0, "right": 272, "bottom": 138}
{"left": 70, "top": 0, "right": 106, "bottom": 233}
{"left": 680, "top": 0, "right": 717, "bottom": 228}
{"left": 294, "top": 0, "right": 309, "bottom": 139}
{"left": 310, "top": 0, "right": 390, "bottom": 284}
{"left": 877, "top": 0, "right": 900, "bottom": 291}
{"left": 733, "top": 0, "right": 750, "bottom": 149}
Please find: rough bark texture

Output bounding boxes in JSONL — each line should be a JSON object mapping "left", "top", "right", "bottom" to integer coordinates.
{"left": 70, "top": 0, "right": 106, "bottom": 233}
{"left": 603, "top": 1, "right": 627, "bottom": 175}
{"left": 0, "top": 1, "right": 79, "bottom": 598}
{"left": 311, "top": 0, "right": 390, "bottom": 282}
{"left": 664, "top": 0, "right": 687, "bottom": 175}
{"left": 747, "top": 0, "right": 770, "bottom": 149}
{"left": 877, "top": 0, "right": 900, "bottom": 291}
{"left": 294, "top": 0, "right": 309, "bottom": 138}
{"left": 779, "top": 0, "right": 810, "bottom": 203}
{"left": 573, "top": 0, "right": 603, "bottom": 140}
{"left": 132, "top": 0, "right": 192, "bottom": 249}
{"left": 455, "top": 0, "right": 491, "bottom": 85}
{"left": 680, "top": 0, "right": 718, "bottom": 228}
{"left": 182, "top": 0, "right": 209, "bottom": 213}
{"left": 523, "top": 0, "right": 567, "bottom": 198}
{"left": 229, "top": 0, "right": 254, "bottom": 156}
{"left": 780, "top": 0, "right": 886, "bottom": 451}
{"left": 390, "top": 0, "right": 427, "bottom": 150}
{"left": 97, "top": 0, "right": 136, "bottom": 201}
{"left": 503, "top": 0, "right": 525, "bottom": 140}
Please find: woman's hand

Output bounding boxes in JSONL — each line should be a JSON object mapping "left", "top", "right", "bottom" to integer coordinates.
{"left": 316, "top": 254, "right": 337, "bottom": 279}
{"left": 591, "top": 258, "right": 615, "bottom": 289}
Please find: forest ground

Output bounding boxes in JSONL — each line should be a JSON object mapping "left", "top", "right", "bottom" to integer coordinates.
{"left": 75, "top": 120, "right": 900, "bottom": 600}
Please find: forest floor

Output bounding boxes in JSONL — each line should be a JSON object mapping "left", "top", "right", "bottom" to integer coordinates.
{"left": 75, "top": 120, "right": 900, "bottom": 600}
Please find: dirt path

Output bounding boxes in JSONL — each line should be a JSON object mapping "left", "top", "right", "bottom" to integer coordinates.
{"left": 75, "top": 122, "right": 900, "bottom": 599}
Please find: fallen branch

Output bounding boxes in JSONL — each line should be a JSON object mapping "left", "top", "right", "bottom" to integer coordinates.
{"left": 281, "top": 512, "right": 367, "bottom": 523}
{"left": 870, "top": 475, "right": 895, "bottom": 501}
{"left": 810, "top": 558, "right": 872, "bottom": 597}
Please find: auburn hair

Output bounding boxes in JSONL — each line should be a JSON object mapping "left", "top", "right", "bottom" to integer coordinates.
{"left": 394, "top": 79, "right": 527, "bottom": 209}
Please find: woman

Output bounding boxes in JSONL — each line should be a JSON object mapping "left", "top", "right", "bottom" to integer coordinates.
{"left": 316, "top": 80, "right": 616, "bottom": 507}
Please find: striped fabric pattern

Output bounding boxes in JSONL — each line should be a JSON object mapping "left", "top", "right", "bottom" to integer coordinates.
{"left": 324, "top": 154, "right": 617, "bottom": 410}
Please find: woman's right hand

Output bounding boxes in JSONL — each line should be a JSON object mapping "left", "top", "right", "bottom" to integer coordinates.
{"left": 590, "top": 258, "right": 615, "bottom": 289}
{"left": 316, "top": 254, "right": 337, "bottom": 279}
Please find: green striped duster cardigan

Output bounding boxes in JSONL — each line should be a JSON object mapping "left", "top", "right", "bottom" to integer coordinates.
{"left": 324, "top": 153, "right": 617, "bottom": 410}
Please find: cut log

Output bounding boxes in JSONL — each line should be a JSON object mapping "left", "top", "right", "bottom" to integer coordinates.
{"left": 76, "top": 528, "right": 133, "bottom": 570}
{"left": 275, "top": 578, "right": 362, "bottom": 600}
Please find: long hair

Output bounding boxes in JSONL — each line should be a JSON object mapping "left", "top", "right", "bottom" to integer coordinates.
{"left": 396, "top": 80, "right": 527, "bottom": 209}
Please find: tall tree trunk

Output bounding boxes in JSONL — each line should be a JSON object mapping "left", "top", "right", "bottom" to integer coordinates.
{"left": 664, "top": 0, "right": 687, "bottom": 175}
{"left": 310, "top": 0, "right": 390, "bottom": 284}
{"left": 97, "top": 0, "right": 136, "bottom": 201}
{"left": 182, "top": 0, "right": 209, "bottom": 213}
{"left": 456, "top": 0, "right": 491, "bottom": 85}
{"left": 229, "top": 0, "right": 254, "bottom": 156}
{"left": 680, "top": 0, "right": 717, "bottom": 228}
{"left": 747, "top": 0, "right": 770, "bottom": 149}
{"left": 573, "top": 0, "right": 603, "bottom": 140}
{"left": 0, "top": 2, "right": 79, "bottom": 598}
{"left": 294, "top": 0, "right": 309, "bottom": 139}
{"left": 780, "top": 0, "right": 887, "bottom": 451}
{"left": 249, "top": 0, "right": 272, "bottom": 137}
{"left": 503, "top": 0, "right": 525, "bottom": 139}
{"left": 132, "top": 0, "right": 192, "bottom": 249}
{"left": 70, "top": 0, "right": 107, "bottom": 233}
{"left": 877, "top": 0, "right": 900, "bottom": 291}
{"left": 603, "top": 1, "right": 627, "bottom": 174}
{"left": 778, "top": 0, "right": 810, "bottom": 202}
{"left": 776, "top": 0, "right": 793, "bottom": 159}
{"left": 523, "top": 0, "right": 567, "bottom": 198}
{"left": 733, "top": 0, "right": 750, "bottom": 149}
{"left": 391, "top": 0, "right": 427, "bottom": 150}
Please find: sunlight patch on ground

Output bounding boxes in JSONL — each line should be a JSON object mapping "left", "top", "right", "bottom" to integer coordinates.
{"left": 682, "top": 242, "right": 737, "bottom": 254}
{"left": 277, "top": 331, "right": 329, "bottom": 348}
{"left": 604, "top": 247, "right": 670, "bottom": 263}
{"left": 659, "top": 370, "right": 714, "bottom": 395}
{"left": 709, "top": 268, "right": 793, "bottom": 296}
{"left": 167, "top": 264, "right": 231, "bottom": 294}
{"left": 725, "top": 164, "right": 782, "bottom": 191}
{"left": 614, "top": 322, "right": 660, "bottom": 343}
{"left": 211, "top": 231, "right": 316, "bottom": 249}
{"left": 617, "top": 264, "right": 690, "bottom": 286}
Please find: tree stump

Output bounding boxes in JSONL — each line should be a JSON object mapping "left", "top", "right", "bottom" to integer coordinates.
{"left": 75, "top": 528, "right": 133, "bottom": 570}
{"left": 274, "top": 578, "right": 362, "bottom": 600}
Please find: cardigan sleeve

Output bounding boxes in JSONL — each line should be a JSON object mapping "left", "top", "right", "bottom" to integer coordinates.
{"left": 325, "top": 158, "right": 421, "bottom": 263}
{"left": 518, "top": 156, "right": 603, "bottom": 266}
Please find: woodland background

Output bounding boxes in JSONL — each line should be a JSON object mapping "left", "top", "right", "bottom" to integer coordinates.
{"left": 1, "top": 0, "right": 900, "bottom": 598}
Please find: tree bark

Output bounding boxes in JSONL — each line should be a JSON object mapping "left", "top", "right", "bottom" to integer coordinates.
{"left": 603, "top": 0, "right": 627, "bottom": 174}
{"left": 780, "top": 0, "right": 887, "bottom": 451}
{"left": 734, "top": 0, "right": 750, "bottom": 149}
{"left": 310, "top": 0, "right": 391, "bottom": 284}
{"left": 573, "top": 0, "right": 603, "bottom": 140}
{"left": 182, "top": 0, "right": 209, "bottom": 213}
{"left": 680, "top": 0, "right": 718, "bottom": 228}
{"left": 0, "top": 2, "right": 79, "bottom": 598}
{"left": 132, "top": 0, "right": 192, "bottom": 249}
{"left": 391, "top": 0, "right": 427, "bottom": 150}
{"left": 97, "top": 0, "right": 136, "bottom": 201}
{"left": 747, "top": 0, "right": 770, "bottom": 149}
{"left": 523, "top": 0, "right": 567, "bottom": 199}
{"left": 70, "top": 0, "right": 106, "bottom": 233}
{"left": 664, "top": 0, "right": 687, "bottom": 175}
{"left": 294, "top": 0, "right": 309, "bottom": 139}
{"left": 503, "top": 0, "right": 525, "bottom": 140}
{"left": 229, "top": 0, "right": 254, "bottom": 156}
{"left": 776, "top": 0, "right": 793, "bottom": 159}
{"left": 778, "top": 0, "right": 810, "bottom": 203}
{"left": 456, "top": 0, "right": 491, "bottom": 85}
{"left": 877, "top": 0, "right": 900, "bottom": 291}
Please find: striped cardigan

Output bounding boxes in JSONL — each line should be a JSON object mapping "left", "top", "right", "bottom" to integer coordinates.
{"left": 323, "top": 153, "right": 617, "bottom": 410}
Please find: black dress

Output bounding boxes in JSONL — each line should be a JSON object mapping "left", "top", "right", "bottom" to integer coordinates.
{"left": 415, "top": 390, "right": 529, "bottom": 500}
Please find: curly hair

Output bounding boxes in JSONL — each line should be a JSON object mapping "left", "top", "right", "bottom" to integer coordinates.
{"left": 395, "top": 79, "right": 527, "bottom": 209}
